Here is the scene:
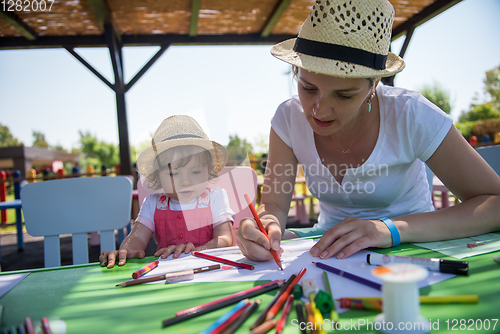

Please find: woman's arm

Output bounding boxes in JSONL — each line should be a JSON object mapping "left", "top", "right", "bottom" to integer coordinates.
{"left": 311, "top": 126, "right": 500, "bottom": 259}
{"left": 236, "top": 128, "right": 299, "bottom": 261}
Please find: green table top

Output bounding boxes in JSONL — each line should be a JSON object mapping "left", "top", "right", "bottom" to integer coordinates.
{"left": 1, "top": 242, "right": 500, "bottom": 333}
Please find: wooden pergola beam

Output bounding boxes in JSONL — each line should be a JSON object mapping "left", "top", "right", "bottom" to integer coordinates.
{"left": 86, "top": 0, "right": 121, "bottom": 44}
{"left": 0, "top": 9, "right": 37, "bottom": 40}
{"left": 261, "top": 0, "right": 292, "bottom": 38}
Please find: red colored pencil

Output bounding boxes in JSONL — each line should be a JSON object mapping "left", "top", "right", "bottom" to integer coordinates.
{"left": 193, "top": 251, "right": 255, "bottom": 270}
{"left": 132, "top": 260, "right": 159, "bottom": 279}
{"left": 275, "top": 295, "right": 294, "bottom": 334}
{"left": 244, "top": 194, "right": 283, "bottom": 270}
{"left": 41, "top": 317, "right": 53, "bottom": 334}
{"left": 266, "top": 267, "right": 306, "bottom": 320}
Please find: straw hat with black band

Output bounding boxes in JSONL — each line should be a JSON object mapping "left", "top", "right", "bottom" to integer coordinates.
{"left": 136, "top": 115, "right": 228, "bottom": 180}
{"left": 271, "top": 0, "right": 405, "bottom": 78}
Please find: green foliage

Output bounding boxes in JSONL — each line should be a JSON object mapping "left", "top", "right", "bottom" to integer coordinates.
{"left": 485, "top": 65, "right": 500, "bottom": 110}
{"left": 459, "top": 64, "right": 500, "bottom": 123}
{"left": 78, "top": 131, "right": 120, "bottom": 168}
{"left": 419, "top": 82, "right": 452, "bottom": 114}
{"left": 226, "top": 134, "right": 253, "bottom": 163}
{"left": 32, "top": 130, "right": 49, "bottom": 148}
{"left": 458, "top": 103, "right": 500, "bottom": 122}
{"left": 455, "top": 121, "right": 476, "bottom": 138}
{"left": 0, "top": 123, "right": 23, "bottom": 147}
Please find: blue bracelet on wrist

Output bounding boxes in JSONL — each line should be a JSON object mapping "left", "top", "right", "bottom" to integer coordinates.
{"left": 380, "top": 217, "right": 401, "bottom": 247}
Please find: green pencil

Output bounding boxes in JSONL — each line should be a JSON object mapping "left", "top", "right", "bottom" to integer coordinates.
{"left": 322, "top": 270, "right": 339, "bottom": 323}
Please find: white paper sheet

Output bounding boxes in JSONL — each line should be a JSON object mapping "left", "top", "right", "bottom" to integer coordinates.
{"left": 413, "top": 233, "right": 500, "bottom": 259}
{"left": 0, "top": 272, "right": 30, "bottom": 298}
{"left": 144, "top": 239, "right": 454, "bottom": 313}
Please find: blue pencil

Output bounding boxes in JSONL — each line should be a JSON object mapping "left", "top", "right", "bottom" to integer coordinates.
{"left": 198, "top": 300, "right": 249, "bottom": 334}
{"left": 313, "top": 262, "right": 382, "bottom": 291}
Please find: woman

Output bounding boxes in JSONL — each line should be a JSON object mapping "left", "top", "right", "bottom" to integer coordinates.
{"left": 236, "top": 0, "right": 500, "bottom": 262}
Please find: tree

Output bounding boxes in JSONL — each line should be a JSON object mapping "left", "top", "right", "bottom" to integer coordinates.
{"left": 79, "top": 131, "right": 120, "bottom": 168}
{"left": 484, "top": 65, "right": 500, "bottom": 110}
{"left": 226, "top": 134, "right": 253, "bottom": 163}
{"left": 458, "top": 64, "right": 500, "bottom": 122}
{"left": 0, "top": 124, "right": 23, "bottom": 147}
{"left": 419, "top": 82, "right": 452, "bottom": 114}
{"left": 32, "top": 131, "right": 49, "bottom": 148}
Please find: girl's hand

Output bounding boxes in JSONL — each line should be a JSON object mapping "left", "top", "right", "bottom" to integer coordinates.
{"left": 236, "top": 218, "right": 282, "bottom": 262}
{"left": 100, "top": 249, "right": 146, "bottom": 268}
{"left": 310, "top": 217, "right": 393, "bottom": 259}
{"left": 155, "top": 243, "right": 196, "bottom": 259}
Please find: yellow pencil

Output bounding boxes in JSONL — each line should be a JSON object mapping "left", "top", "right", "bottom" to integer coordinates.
{"left": 339, "top": 295, "right": 478, "bottom": 304}
{"left": 310, "top": 294, "right": 327, "bottom": 334}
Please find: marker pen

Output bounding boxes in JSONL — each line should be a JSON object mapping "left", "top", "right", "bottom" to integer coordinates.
{"left": 366, "top": 253, "right": 468, "bottom": 276}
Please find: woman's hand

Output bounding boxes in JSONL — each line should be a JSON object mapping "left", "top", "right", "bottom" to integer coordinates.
{"left": 236, "top": 218, "right": 282, "bottom": 262}
{"left": 310, "top": 217, "right": 393, "bottom": 259}
{"left": 100, "top": 249, "right": 146, "bottom": 268}
{"left": 154, "top": 243, "right": 196, "bottom": 259}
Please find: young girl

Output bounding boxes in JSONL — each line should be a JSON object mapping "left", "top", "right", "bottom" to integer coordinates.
{"left": 100, "top": 115, "right": 234, "bottom": 268}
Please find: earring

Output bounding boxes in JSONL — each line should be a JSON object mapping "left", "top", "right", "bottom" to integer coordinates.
{"left": 367, "top": 92, "right": 375, "bottom": 113}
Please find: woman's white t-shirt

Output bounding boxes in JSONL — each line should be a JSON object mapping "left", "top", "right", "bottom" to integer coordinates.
{"left": 271, "top": 84, "right": 454, "bottom": 230}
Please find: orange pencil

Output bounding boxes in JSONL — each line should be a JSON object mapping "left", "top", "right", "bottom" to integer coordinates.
{"left": 249, "top": 319, "right": 278, "bottom": 334}
{"left": 244, "top": 194, "right": 283, "bottom": 270}
{"left": 266, "top": 267, "right": 306, "bottom": 320}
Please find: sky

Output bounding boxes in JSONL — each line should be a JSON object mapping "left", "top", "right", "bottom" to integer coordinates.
{"left": 1, "top": 0, "right": 500, "bottom": 156}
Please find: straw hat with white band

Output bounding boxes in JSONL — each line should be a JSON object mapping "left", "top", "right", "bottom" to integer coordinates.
{"left": 136, "top": 115, "right": 228, "bottom": 179}
{"left": 271, "top": 0, "right": 405, "bottom": 78}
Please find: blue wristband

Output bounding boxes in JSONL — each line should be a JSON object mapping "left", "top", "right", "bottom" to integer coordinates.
{"left": 380, "top": 217, "right": 400, "bottom": 247}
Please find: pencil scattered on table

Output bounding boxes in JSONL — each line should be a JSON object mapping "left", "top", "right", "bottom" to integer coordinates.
{"left": 322, "top": 270, "right": 339, "bottom": 323}
{"left": 198, "top": 299, "right": 249, "bottom": 334}
{"left": 275, "top": 294, "right": 294, "bottom": 334}
{"left": 250, "top": 274, "right": 296, "bottom": 329}
{"left": 249, "top": 319, "right": 278, "bottom": 334}
{"left": 266, "top": 267, "right": 307, "bottom": 320}
{"left": 221, "top": 299, "right": 260, "bottom": 334}
{"left": 193, "top": 251, "right": 255, "bottom": 270}
{"left": 132, "top": 260, "right": 159, "bottom": 279}
{"left": 244, "top": 193, "right": 283, "bottom": 270}
{"left": 162, "top": 280, "right": 283, "bottom": 328}
{"left": 313, "top": 261, "right": 382, "bottom": 290}
{"left": 116, "top": 264, "right": 221, "bottom": 287}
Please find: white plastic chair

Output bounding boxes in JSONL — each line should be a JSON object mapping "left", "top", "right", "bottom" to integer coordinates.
{"left": 21, "top": 176, "right": 133, "bottom": 268}
{"left": 476, "top": 145, "right": 500, "bottom": 176}
{"left": 137, "top": 166, "right": 258, "bottom": 245}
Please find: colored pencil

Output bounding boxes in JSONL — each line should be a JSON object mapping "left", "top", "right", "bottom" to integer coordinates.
{"left": 338, "top": 295, "right": 479, "bottom": 304}
{"left": 250, "top": 274, "right": 296, "bottom": 329}
{"left": 322, "top": 270, "right": 339, "bottom": 322}
{"left": 313, "top": 262, "right": 382, "bottom": 290}
{"left": 132, "top": 260, "right": 159, "bottom": 279}
{"left": 116, "top": 264, "right": 220, "bottom": 287}
{"left": 244, "top": 194, "right": 283, "bottom": 270}
{"left": 24, "top": 317, "right": 35, "bottom": 334}
{"left": 295, "top": 301, "right": 307, "bottom": 334}
{"left": 220, "top": 300, "right": 261, "bottom": 334}
{"left": 249, "top": 319, "right": 278, "bottom": 334}
{"left": 193, "top": 251, "right": 255, "bottom": 270}
{"left": 162, "top": 280, "right": 283, "bottom": 327}
{"left": 266, "top": 267, "right": 307, "bottom": 320}
{"left": 198, "top": 300, "right": 249, "bottom": 334}
{"left": 40, "top": 317, "right": 53, "bottom": 334}
{"left": 304, "top": 302, "right": 317, "bottom": 334}
{"left": 275, "top": 295, "right": 294, "bottom": 334}
{"left": 210, "top": 301, "right": 252, "bottom": 334}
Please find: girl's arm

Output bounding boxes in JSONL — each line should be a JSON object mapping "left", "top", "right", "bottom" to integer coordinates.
{"left": 100, "top": 222, "right": 153, "bottom": 268}
{"left": 311, "top": 126, "right": 500, "bottom": 259}
{"left": 195, "top": 221, "right": 234, "bottom": 250}
{"left": 236, "top": 128, "right": 299, "bottom": 261}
